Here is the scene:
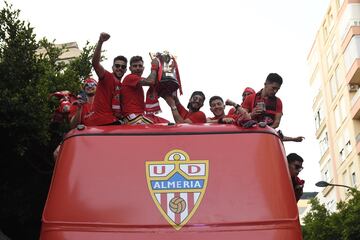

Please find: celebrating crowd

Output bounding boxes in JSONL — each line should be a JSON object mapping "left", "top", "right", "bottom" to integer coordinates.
{"left": 51, "top": 32, "right": 306, "bottom": 202}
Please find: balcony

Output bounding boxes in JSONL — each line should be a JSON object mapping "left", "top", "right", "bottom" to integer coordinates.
{"left": 351, "top": 84, "right": 360, "bottom": 119}
{"left": 346, "top": 58, "right": 360, "bottom": 85}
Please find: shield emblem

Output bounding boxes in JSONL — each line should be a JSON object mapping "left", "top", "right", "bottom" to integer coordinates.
{"left": 145, "top": 149, "right": 209, "bottom": 230}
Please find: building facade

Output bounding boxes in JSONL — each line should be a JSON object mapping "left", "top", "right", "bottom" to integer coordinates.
{"left": 308, "top": 0, "right": 360, "bottom": 211}
{"left": 37, "top": 42, "right": 81, "bottom": 64}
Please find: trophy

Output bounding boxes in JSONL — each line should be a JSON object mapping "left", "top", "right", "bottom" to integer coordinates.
{"left": 150, "top": 51, "right": 182, "bottom": 98}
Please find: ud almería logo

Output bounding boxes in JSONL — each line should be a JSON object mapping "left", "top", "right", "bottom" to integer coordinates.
{"left": 145, "top": 149, "right": 209, "bottom": 230}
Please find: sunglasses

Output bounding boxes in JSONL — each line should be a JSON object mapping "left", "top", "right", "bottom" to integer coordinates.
{"left": 84, "top": 82, "right": 97, "bottom": 88}
{"left": 294, "top": 164, "right": 303, "bottom": 171}
{"left": 114, "top": 64, "right": 127, "bottom": 70}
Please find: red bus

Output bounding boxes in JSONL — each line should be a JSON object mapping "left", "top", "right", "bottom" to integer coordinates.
{"left": 40, "top": 123, "right": 302, "bottom": 239}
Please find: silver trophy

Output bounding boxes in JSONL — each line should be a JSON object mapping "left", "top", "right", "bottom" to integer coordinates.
{"left": 150, "top": 51, "right": 180, "bottom": 98}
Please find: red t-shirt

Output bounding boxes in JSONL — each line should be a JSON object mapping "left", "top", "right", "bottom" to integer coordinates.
{"left": 242, "top": 90, "right": 282, "bottom": 124}
{"left": 227, "top": 107, "right": 236, "bottom": 116}
{"left": 121, "top": 74, "right": 145, "bottom": 116}
{"left": 176, "top": 103, "right": 206, "bottom": 123}
{"left": 81, "top": 102, "right": 93, "bottom": 123}
{"left": 83, "top": 71, "right": 118, "bottom": 126}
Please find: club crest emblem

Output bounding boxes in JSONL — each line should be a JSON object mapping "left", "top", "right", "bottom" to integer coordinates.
{"left": 145, "top": 149, "right": 209, "bottom": 230}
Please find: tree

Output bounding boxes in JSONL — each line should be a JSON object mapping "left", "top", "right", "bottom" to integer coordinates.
{"left": 302, "top": 189, "right": 360, "bottom": 240}
{"left": 0, "top": 1, "right": 94, "bottom": 239}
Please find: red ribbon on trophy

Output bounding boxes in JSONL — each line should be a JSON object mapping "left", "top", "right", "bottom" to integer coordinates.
{"left": 150, "top": 51, "right": 182, "bottom": 97}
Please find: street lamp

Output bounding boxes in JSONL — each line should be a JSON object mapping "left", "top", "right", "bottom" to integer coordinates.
{"left": 315, "top": 181, "right": 356, "bottom": 190}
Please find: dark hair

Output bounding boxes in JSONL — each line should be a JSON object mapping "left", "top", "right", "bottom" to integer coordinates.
{"left": 209, "top": 96, "right": 223, "bottom": 105}
{"left": 265, "top": 73, "right": 283, "bottom": 85}
{"left": 190, "top": 91, "right": 205, "bottom": 101}
{"left": 113, "top": 55, "right": 127, "bottom": 64}
{"left": 287, "top": 153, "right": 303, "bottom": 163}
{"left": 130, "top": 56, "right": 143, "bottom": 65}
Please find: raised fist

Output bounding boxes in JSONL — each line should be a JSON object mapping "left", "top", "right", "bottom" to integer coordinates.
{"left": 99, "top": 32, "right": 110, "bottom": 42}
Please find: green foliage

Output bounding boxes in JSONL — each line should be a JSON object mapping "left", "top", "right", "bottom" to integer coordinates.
{"left": 0, "top": 1, "right": 94, "bottom": 161}
{"left": 303, "top": 189, "right": 360, "bottom": 240}
{"left": 0, "top": 1, "right": 94, "bottom": 238}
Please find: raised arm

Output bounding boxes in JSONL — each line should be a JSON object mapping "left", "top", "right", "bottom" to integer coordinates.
{"left": 139, "top": 58, "right": 159, "bottom": 86}
{"left": 92, "top": 32, "right": 110, "bottom": 80}
{"left": 165, "top": 95, "right": 192, "bottom": 123}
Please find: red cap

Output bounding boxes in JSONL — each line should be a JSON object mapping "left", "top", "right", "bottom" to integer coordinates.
{"left": 243, "top": 87, "right": 255, "bottom": 95}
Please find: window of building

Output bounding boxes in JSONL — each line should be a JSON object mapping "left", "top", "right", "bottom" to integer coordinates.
{"left": 334, "top": 97, "right": 347, "bottom": 130}
{"left": 340, "top": 97, "right": 347, "bottom": 123}
{"left": 330, "top": 64, "right": 345, "bottom": 100}
{"left": 343, "top": 170, "right": 348, "bottom": 186}
{"left": 308, "top": 46, "right": 319, "bottom": 79}
{"left": 338, "top": 0, "right": 344, "bottom": 8}
{"left": 339, "top": 147, "right": 346, "bottom": 161}
{"left": 319, "top": 131, "right": 329, "bottom": 157}
{"left": 350, "top": 163, "right": 357, "bottom": 187}
{"left": 326, "top": 48, "right": 334, "bottom": 71}
{"left": 321, "top": 159, "right": 332, "bottom": 182}
{"left": 326, "top": 198, "right": 336, "bottom": 212}
{"left": 327, "top": 38, "right": 338, "bottom": 71}
{"left": 330, "top": 75, "right": 338, "bottom": 99}
{"left": 338, "top": 129, "right": 352, "bottom": 162}
{"left": 335, "top": 64, "right": 344, "bottom": 87}
{"left": 315, "top": 106, "right": 325, "bottom": 130}
{"left": 351, "top": 172, "right": 357, "bottom": 187}
{"left": 328, "top": 9, "right": 335, "bottom": 32}
{"left": 323, "top": 23, "right": 329, "bottom": 41}
{"left": 344, "top": 130, "right": 352, "bottom": 155}
{"left": 311, "top": 69, "right": 321, "bottom": 101}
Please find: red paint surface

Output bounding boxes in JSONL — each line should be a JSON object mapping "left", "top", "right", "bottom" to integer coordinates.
{"left": 40, "top": 124, "right": 302, "bottom": 239}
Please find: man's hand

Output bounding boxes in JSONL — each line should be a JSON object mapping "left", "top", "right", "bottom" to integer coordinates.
{"left": 221, "top": 117, "right": 235, "bottom": 124}
{"left": 151, "top": 58, "right": 159, "bottom": 70}
{"left": 293, "top": 136, "right": 305, "bottom": 142}
{"left": 99, "top": 32, "right": 110, "bottom": 43}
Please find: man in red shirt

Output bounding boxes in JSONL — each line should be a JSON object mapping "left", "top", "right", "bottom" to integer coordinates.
{"left": 242, "top": 73, "right": 283, "bottom": 129}
{"left": 121, "top": 56, "right": 168, "bottom": 124}
{"left": 207, "top": 96, "right": 236, "bottom": 124}
{"left": 208, "top": 96, "right": 251, "bottom": 125}
{"left": 165, "top": 91, "right": 206, "bottom": 123}
{"left": 287, "top": 153, "right": 305, "bottom": 202}
{"left": 226, "top": 87, "right": 255, "bottom": 116}
{"left": 86, "top": 32, "right": 127, "bottom": 126}
{"left": 69, "top": 78, "right": 97, "bottom": 128}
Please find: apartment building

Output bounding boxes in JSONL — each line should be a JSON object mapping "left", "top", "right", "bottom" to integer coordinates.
{"left": 308, "top": 0, "right": 360, "bottom": 211}
{"left": 37, "top": 42, "right": 81, "bottom": 64}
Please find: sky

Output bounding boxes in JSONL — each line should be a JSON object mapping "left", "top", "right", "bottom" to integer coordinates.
{"left": 2, "top": 0, "right": 332, "bottom": 191}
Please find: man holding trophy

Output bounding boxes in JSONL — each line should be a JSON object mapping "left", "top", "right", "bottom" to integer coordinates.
{"left": 148, "top": 51, "right": 206, "bottom": 123}
{"left": 121, "top": 55, "right": 170, "bottom": 124}
{"left": 165, "top": 91, "right": 207, "bottom": 124}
